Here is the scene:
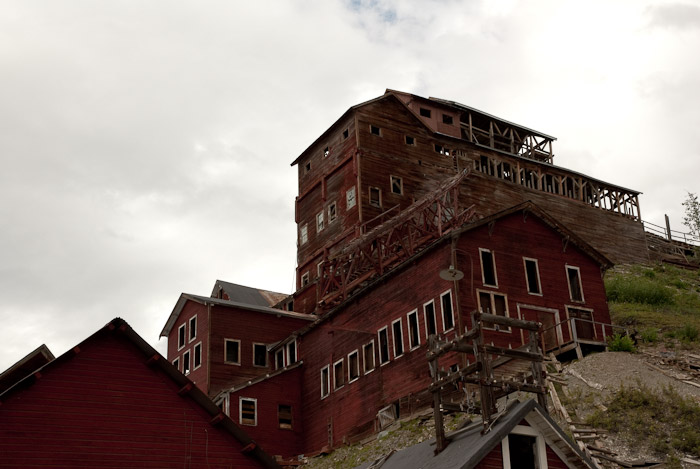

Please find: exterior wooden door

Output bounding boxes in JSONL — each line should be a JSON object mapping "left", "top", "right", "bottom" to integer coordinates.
{"left": 518, "top": 306, "right": 559, "bottom": 351}
{"left": 568, "top": 308, "right": 595, "bottom": 341}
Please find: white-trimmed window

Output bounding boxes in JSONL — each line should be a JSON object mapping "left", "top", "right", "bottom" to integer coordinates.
{"left": 407, "top": 309, "right": 420, "bottom": 350}
{"left": 320, "top": 365, "right": 330, "bottom": 398}
{"left": 287, "top": 340, "right": 297, "bottom": 365}
{"left": 300, "top": 224, "right": 308, "bottom": 245}
{"left": 239, "top": 397, "right": 257, "bottom": 426}
{"left": 478, "top": 290, "right": 511, "bottom": 332}
{"left": 224, "top": 339, "right": 240, "bottom": 365}
{"left": 215, "top": 394, "right": 229, "bottom": 416}
{"left": 193, "top": 342, "right": 202, "bottom": 370}
{"left": 183, "top": 350, "right": 191, "bottom": 375}
{"left": 328, "top": 202, "right": 337, "bottom": 223}
{"left": 424, "top": 300, "right": 437, "bottom": 338}
{"left": 301, "top": 271, "right": 310, "bottom": 287}
{"left": 173, "top": 357, "right": 180, "bottom": 372}
{"left": 253, "top": 343, "right": 267, "bottom": 367}
{"left": 523, "top": 258, "right": 542, "bottom": 295}
{"left": 333, "top": 358, "right": 345, "bottom": 390}
{"left": 369, "top": 187, "right": 381, "bottom": 208}
{"left": 189, "top": 315, "right": 197, "bottom": 342}
{"left": 441, "top": 290, "right": 455, "bottom": 332}
{"left": 566, "top": 265, "right": 584, "bottom": 302}
{"left": 278, "top": 404, "right": 293, "bottom": 430}
{"left": 177, "top": 324, "right": 186, "bottom": 350}
{"left": 390, "top": 175, "right": 403, "bottom": 195}
{"left": 346, "top": 186, "right": 356, "bottom": 210}
{"left": 378, "top": 327, "right": 390, "bottom": 365}
{"left": 348, "top": 350, "right": 360, "bottom": 383}
{"left": 363, "top": 340, "right": 375, "bottom": 374}
{"left": 479, "top": 248, "right": 498, "bottom": 287}
{"left": 316, "top": 211, "right": 325, "bottom": 232}
{"left": 392, "top": 318, "right": 404, "bottom": 358}
{"left": 275, "top": 349, "right": 285, "bottom": 369}
{"left": 501, "top": 425, "right": 547, "bottom": 469}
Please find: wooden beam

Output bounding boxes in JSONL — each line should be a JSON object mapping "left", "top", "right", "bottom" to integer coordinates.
{"left": 476, "top": 312, "right": 541, "bottom": 331}
{"left": 481, "top": 344, "right": 543, "bottom": 362}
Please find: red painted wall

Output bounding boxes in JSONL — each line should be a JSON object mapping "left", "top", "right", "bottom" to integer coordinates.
{"left": 167, "top": 301, "right": 209, "bottom": 394}
{"left": 0, "top": 332, "right": 266, "bottom": 468}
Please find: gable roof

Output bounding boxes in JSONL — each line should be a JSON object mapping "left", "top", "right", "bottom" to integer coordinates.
{"left": 0, "top": 317, "right": 281, "bottom": 469}
{"left": 212, "top": 280, "right": 288, "bottom": 307}
{"left": 355, "top": 399, "right": 593, "bottom": 469}
{"left": 160, "top": 293, "right": 316, "bottom": 338}
{"left": 0, "top": 344, "right": 54, "bottom": 394}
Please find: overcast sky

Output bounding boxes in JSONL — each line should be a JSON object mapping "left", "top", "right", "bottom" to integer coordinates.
{"left": 1, "top": 0, "right": 699, "bottom": 373}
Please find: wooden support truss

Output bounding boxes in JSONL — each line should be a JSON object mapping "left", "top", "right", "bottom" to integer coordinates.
{"left": 317, "top": 169, "right": 476, "bottom": 310}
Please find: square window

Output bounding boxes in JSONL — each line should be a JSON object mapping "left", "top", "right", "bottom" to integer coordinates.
{"left": 177, "top": 324, "right": 186, "bottom": 350}
{"left": 239, "top": 397, "right": 257, "bottom": 426}
{"left": 316, "top": 211, "right": 324, "bottom": 232}
{"left": 479, "top": 248, "right": 498, "bottom": 287}
{"left": 524, "top": 258, "right": 542, "bottom": 295}
{"left": 279, "top": 404, "right": 293, "bottom": 430}
{"left": 392, "top": 318, "right": 404, "bottom": 358}
{"left": 253, "top": 343, "right": 267, "bottom": 367}
{"left": 363, "top": 341, "right": 375, "bottom": 374}
{"left": 390, "top": 175, "right": 403, "bottom": 195}
{"left": 424, "top": 300, "right": 437, "bottom": 338}
{"left": 442, "top": 114, "right": 453, "bottom": 125}
{"left": 441, "top": 291, "right": 455, "bottom": 331}
{"left": 328, "top": 202, "right": 337, "bottom": 223}
{"left": 369, "top": 187, "right": 381, "bottom": 208}
{"left": 321, "top": 365, "right": 330, "bottom": 398}
{"left": 224, "top": 339, "right": 240, "bottom": 365}
{"left": 189, "top": 316, "right": 197, "bottom": 342}
{"left": 419, "top": 107, "right": 431, "bottom": 118}
{"left": 407, "top": 310, "right": 420, "bottom": 350}
{"left": 333, "top": 359, "right": 345, "bottom": 390}
{"left": 183, "top": 350, "right": 191, "bottom": 375}
{"left": 193, "top": 342, "right": 202, "bottom": 370}
{"left": 346, "top": 186, "right": 356, "bottom": 210}
{"left": 405, "top": 135, "right": 415, "bottom": 145}
{"left": 348, "top": 350, "right": 359, "bottom": 383}
{"left": 370, "top": 124, "right": 381, "bottom": 136}
{"left": 566, "top": 266, "right": 584, "bottom": 302}
{"left": 300, "top": 224, "right": 308, "bottom": 245}
{"left": 378, "top": 327, "right": 390, "bottom": 365}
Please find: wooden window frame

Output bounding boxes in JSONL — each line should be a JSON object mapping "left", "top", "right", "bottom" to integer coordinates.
{"left": 253, "top": 343, "right": 267, "bottom": 368}
{"left": 479, "top": 248, "right": 499, "bottom": 288}
{"left": 342, "top": 128, "right": 349, "bottom": 139}
{"left": 333, "top": 358, "right": 345, "bottom": 390}
{"left": 239, "top": 397, "right": 257, "bottom": 426}
{"left": 300, "top": 224, "right": 308, "bottom": 245}
{"left": 286, "top": 339, "right": 297, "bottom": 365}
{"left": 523, "top": 257, "right": 543, "bottom": 296}
{"left": 346, "top": 186, "right": 356, "bottom": 210}
{"left": 328, "top": 202, "right": 337, "bottom": 223}
{"left": 501, "top": 425, "right": 547, "bottom": 469}
{"left": 477, "top": 290, "right": 512, "bottom": 332}
{"left": 440, "top": 290, "right": 455, "bottom": 332}
{"left": 363, "top": 340, "right": 375, "bottom": 375}
{"left": 405, "top": 135, "right": 415, "bottom": 146}
{"left": 390, "top": 175, "right": 403, "bottom": 195}
{"left": 565, "top": 305, "right": 597, "bottom": 340}
{"left": 215, "top": 394, "right": 229, "bottom": 416}
{"left": 275, "top": 348, "right": 285, "bottom": 370}
{"left": 183, "top": 349, "right": 191, "bottom": 375}
{"left": 320, "top": 365, "right": 330, "bottom": 399}
{"left": 407, "top": 309, "right": 420, "bottom": 350}
{"left": 369, "top": 186, "right": 382, "bottom": 208}
{"left": 193, "top": 342, "right": 202, "bottom": 371}
{"left": 369, "top": 124, "right": 381, "bottom": 136}
{"left": 348, "top": 350, "right": 360, "bottom": 383}
{"left": 278, "top": 404, "right": 293, "bottom": 430}
{"left": 301, "top": 271, "right": 310, "bottom": 287}
{"left": 188, "top": 315, "right": 197, "bottom": 343}
{"left": 177, "top": 323, "right": 186, "bottom": 351}
{"left": 224, "top": 339, "right": 241, "bottom": 365}
{"left": 378, "top": 326, "right": 390, "bottom": 365}
{"left": 172, "top": 357, "right": 180, "bottom": 372}
{"left": 392, "top": 318, "right": 404, "bottom": 358}
{"left": 316, "top": 211, "right": 324, "bottom": 233}
{"left": 419, "top": 107, "right": 431, "bottom": 118}
{"left": 442, "top": 114, "right": 454, "bottom": 125}
{"left": 566, "top": 265, "right": 585, "bottom": 303}
{"left": 423, "top": 300, "right": 437, "bottom": 338}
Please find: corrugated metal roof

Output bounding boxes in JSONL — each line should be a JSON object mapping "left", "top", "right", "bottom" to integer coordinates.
{"left": 212, "top": 280, "right": 287, "bottom": 308}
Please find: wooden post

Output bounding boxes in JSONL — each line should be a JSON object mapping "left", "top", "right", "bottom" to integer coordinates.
{"left": 429, "top": 335, "right": 447, "bottom": 453}
{"left": 529, "top": 330, "right": 548, "bottom": 410}
{"left": 665, "top": 214, "right": 672, "bottom": 241}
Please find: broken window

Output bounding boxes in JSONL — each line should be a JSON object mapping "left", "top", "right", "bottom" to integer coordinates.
{"left": 524, "top": 258, "right": 542, "bottom": 295}
{"left": 566, "top": 266, "right": 584, "bottom": 302}
{"left": 253, "top": 343, "right": 267, "bottom": 367}
{"left": 434, "top": 144, "right": 450, "bottom": 156}
{"left": 316, "top": 211, "right": 324, "bottom": 232}
{"left": 320, "top": 365, "right": 330, "bottom": 398}
{"left": 369, "top": 187, "right": 381, "bottom": 208}
{"left": 333, "top": 358, "right": 345, "bottom": 390}
{"left": 424, "top": 300, "right": 437, "bottom": 337}
{"left": 224, "top": 339, "right": 240, "bottom": 365}
{"left": 370, "top": 124, "right": 381, "bottom": 136}
{"left": 183, "top": 350, "right": 191, "bottom": 375}
{"left": 378, "top": 327, "right": 390, "bottom": 365}
{"left": 419, "top": 107, "right": 431, "bottom": 118}
{"left": 328, "top": 202, "right": 337, "bottom": 223}
{"left": 405, "top": 135, "right": 415, "bottom": 145}
{"left": 390, "top": 175, "right": 403, "bottom": 195}
{"left": 301, "top": 271, "right": 310, "bottom": 287}
{"left": 304, "top": 162, "right": 311, "bottom": 173}
{"left": 441, "top": 290, "right": 455, "bottom": 331}
{"left": 479, "top": 248, "right": 498, "bottom": 287}
{"left": 189, "top": 315, "right": 197, "bottom": 342}
{"left": 392, "top": 318, "right": 404, "bottom": 358}
{"left": 478, "top": 290, "right": 510, "bottom": 331}
{"left": 300, "top": 224, "right": 308, "bottom": 245}
{"left": 278, "top": 404, "right": 293, "bottom": 430}
{"left": 363, "top": 341, "right": 375, "bottom": 374}
{"left": 346, "top": 186, "right": 356, "bottom": 210}
{"left": 442, "top": 114, "right": 453, "bottom": 124}
{"left": 239, "top": 398, "right": 257, "bottom": 426}
{"left": 348, "top": 350, "right": 359, "bottom": 382}
{"left": 323, "top": 146, "right": 330, "bottom": 158}
{"left": 193, "top": 342, "right": 202, "bottom": 370}
{"left": 407, "top": 310, "right": 420, "bottom": 350}
{"left": 177, "top": 324, "right": 186, "bottom": 350}
{"left": 342, "top": 128, "right": 349, "bottom": 139}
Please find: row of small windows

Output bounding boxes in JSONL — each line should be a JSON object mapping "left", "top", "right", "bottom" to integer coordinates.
{"left": 177, "top": 315, "right": 197, "bottom": 350}
{"left": 226, "top": 397, "right": 294, "bottom": 430}
{"left": 299, "top": 187, "right": 357, "bottom": 246}
{"left": 319, "top": 290, "right": 455, "bottom": 399}
{"left": 418, "top": 107, "right": 454, "bottom": 125}
{"left": 172, "top": 342, "right": 202, "bottom": 376}
{"left": 222, "top": 339, "right": 298, "bottom": 369}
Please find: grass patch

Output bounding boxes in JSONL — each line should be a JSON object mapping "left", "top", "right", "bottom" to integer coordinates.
{"left": 587, "top": 384, "right": 700, "bottom": 458}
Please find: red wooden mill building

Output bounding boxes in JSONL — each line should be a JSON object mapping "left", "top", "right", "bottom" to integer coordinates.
{"left": 161, "top": 90, "right": 639, "bottom": 461}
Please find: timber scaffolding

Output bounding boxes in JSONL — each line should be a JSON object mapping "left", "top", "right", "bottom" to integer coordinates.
{"left": 427, "top": 312, "right": 548, "bottom": 454}
{"left": 316, "top": 169, "right": 477, "bottom": 311}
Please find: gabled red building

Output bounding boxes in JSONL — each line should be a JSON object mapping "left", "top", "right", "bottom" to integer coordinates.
{"left": 0, "top": 318, "right": 279, "bottom": 468}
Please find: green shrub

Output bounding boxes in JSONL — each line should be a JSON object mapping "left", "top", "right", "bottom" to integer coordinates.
{"left": 605, "top": 277, "right": 674, "bottom": 306}
{"left": 678, "top": 324, "right": 699, "bottom": 342}
{"left": 643, "top": 269, "right": 656, "bottom": 279}
{"left": 608, "top": 333, "right": 636, "bottom": 352}
{"left": 640, "top": 328, "right": 658, "bottom": 343}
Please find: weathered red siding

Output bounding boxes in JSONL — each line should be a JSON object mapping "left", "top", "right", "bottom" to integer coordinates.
{"left": 0, "top": 332, "right": 265, "bottom": 468}
{"left": 167, "top": 301, "right": 209, "bottom": 393}
{"left": 475, "top": 445, "right": 503, "bottom": 468}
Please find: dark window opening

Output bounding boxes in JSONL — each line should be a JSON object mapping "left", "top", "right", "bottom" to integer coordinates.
{"left": 173, "top": 357, "right": 180, "bottom": 371}
{"left": 524, "top": 259, "right": 541, "bottom": 295}
{"left": 323, "top": 146, "right": 330, "bottom": 158}
{"left": 348, "top": 351, "right": 359, "bottom": 381}
{"left": 363, "top": 342, "right": 375, "bottom": 373}
{"left": 253, "top": 344, "right": 267, "bottom": 367}
{"left": 334, "top": 360, "right": 344, "bottom": 389}
{"left": 343, "top": 128, "right": 349, "bottom": 139}
{"left": 287, "top": 342, "right": 296, "bottom": 364}
{"left": 425, "top": 302, "right": 437, "bottom": 337}
{"left": 378, "top": 328, "right": 390, "bottom": 364}
{"left": 442, "top": 114, "right": 453, "bottom": 124}
{"left": 419, "top": 107, "right": 431, "bottom": 118}
{"left": 225, "top": 339, "right": 240, "bottom": 364}
{"left": 441, "top": 292, "right": 454, "bottom": 331}
{"left": 275, "top": 349, "right": 285, "bottom": 369}
{"left": 278, "top": 404, "right": 293, "bottom": 430}
{"left": 567, "top": 267, "right": 584, "bottom": 302}
{"left": 189, "top": 316, "right": 197, "bottom": 341}
{"left": 321, "top": 366, "right": 330, "bottom": 398}
{"left": 408, "top": 311, "right": 420, "bottom": 349}
{"left": 405, "top": 135, "right": 415, "bottom": 145}
{"left": 178, "top": 324, "right": 186, "bottom": 349}
{"left": 304, "top": 162, "right": 311, "bottom": 173}
{"left": 370, "top": 125, "right": 381, "bottom": 136}
{"left": 509, "top": 434, "right": 538, "bottom": 469}
{"left": 390, "top": 176, "right": 402, "bottom": 195}
{"left": 480, "top": 249, "right": 497, "bottom": 286}
{"left": 369, "top": 187, "right": 381, "bottom": 207}
{"left": 287, "top": 300, "right": 294, "bottom": 311}
{"left": 240, "top": 399, "right": 256, "bottom": 426}
{"left": 392, "top": 320, "right": 404, "bottom": 357}
{"left": 193, "top": 343, "right": 202, "bottom": 369}
{"left": 183, "top": 350, "right": 191, "bottom": 375}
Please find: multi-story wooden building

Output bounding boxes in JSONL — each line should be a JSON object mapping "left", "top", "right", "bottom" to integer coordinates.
{"left": 161, "top": 90, "right": 633, "bottom": 460}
